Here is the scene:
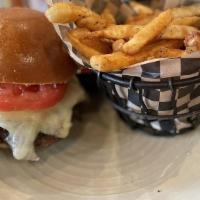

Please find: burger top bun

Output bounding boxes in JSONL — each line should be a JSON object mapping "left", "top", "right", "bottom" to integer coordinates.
{"left": 0, "top": 7, "right": 75, "bottom": 84}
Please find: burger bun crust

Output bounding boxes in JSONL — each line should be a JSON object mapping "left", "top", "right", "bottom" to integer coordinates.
{"left": 0, "top": 7, "right": 75, "bottom": 84}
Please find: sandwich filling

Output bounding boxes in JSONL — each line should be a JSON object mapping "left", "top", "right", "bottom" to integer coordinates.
{"left": 0, "top": 79, "right": 85, "bottom": 161}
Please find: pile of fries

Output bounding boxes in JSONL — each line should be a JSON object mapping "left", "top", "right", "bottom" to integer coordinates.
{"left": 46, "top": 2, "right": 200, "bottom": 72}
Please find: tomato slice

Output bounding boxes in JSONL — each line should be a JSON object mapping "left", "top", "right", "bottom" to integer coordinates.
{"left": 0, "top": 83, "right": 67, "bottom": 111}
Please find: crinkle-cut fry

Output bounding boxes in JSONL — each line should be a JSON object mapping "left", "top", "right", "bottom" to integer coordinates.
{"left": 172, "top": 4, "right": 200, "bottom": 18}
{"left": 112, "top": 39, "right": 125, "bottom": 52}
{"left": 130, "top": 1, "right": 154, "bottom": 14}
{"left": 86, "top": 25, "right": 142, "bottom": 40}
{"left": 101, "top": 7, "right": 116, "bottom": 25}
{"left": 123, "top": 10, "right": 173, "bottom": 55}
{"left": 46, "top": 2, "right": 107, "bottom": 30}
{"left": 171, "top": 16, "right": 200, "bottom": 26}
{"left": 69, "top": 28, "right": 111, "bottom": 54}
{"left": 66, "top": 32, "right": 102, "bottom": 59}
{"left": 161, "top": 25, "right": 199, "bottom": 39}
{"left": 76, "top": 16, "right": 107, "bottom": 31}
{"left": 45, "top": 2, "right": 93, "bottom": 23}
{"left": 90, "top": 40, "right": 184, "bottom": 72}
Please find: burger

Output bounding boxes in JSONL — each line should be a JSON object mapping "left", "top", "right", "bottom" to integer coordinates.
{"left": 0, "top": 7, "right": 85, "bottom": 161}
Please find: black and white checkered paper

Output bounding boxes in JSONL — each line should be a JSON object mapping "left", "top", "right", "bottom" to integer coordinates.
{"left": 114, "top": 54, "right": 200, "bottom": 133}
{"left": 47, "top": 0, "right": 200, "bottom": 134}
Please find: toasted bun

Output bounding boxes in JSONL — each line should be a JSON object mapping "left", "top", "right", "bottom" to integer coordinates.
{"left": 0, "top": 7, "right": 75, "bottom": 84}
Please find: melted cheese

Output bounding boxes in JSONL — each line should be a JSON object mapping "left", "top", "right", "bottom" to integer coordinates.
{"left": 0, "top": 79, "right": 85, "bottom": 161}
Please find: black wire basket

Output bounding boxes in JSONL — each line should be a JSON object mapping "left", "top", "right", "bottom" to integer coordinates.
{"left": 96, "top": 71, "right": 200, "bottom": 135}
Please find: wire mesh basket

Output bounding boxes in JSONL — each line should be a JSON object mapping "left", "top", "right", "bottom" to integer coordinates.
{"left": 96, "top": 70, "right": 200, "bottom": 135}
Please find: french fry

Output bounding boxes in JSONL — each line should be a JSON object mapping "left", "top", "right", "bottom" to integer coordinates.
{"left": 156, "top": 40, "right": 184, "bottom": 49}
{"left": 76, "top": 16, "right": 107, "bottom": 31}
{"left": 90, "top": 48, "right": 184, "bottom": 72}
{"left": 81, "top": 38, "right": 112, "bottom": 54}
{"left": 86, "top": 25, "right": 141, "bottom": 40}
{"left": 126, "top": 13, "right": 156, "bottom": 25}
{"left": 130, "top": 1, "right": 154, "bottom": 14}
{"left": 85, "top": 24, "right": 196, "bottom": 40}
{"left": 46, "top": 2, "right": 107, "bottom": 30}
{"left": 91, "top": 51, "right": 142, "bottom": 72}
{"left": 101, "top": 38, "right": 115, "bottom": 44}
{"left": 171, "top": 16, "right": 200, "bottom": 26}
{"left": 112, "top": 39, "right": 125, "bottom": 52}
{"left": 66, "top": 32, "right": 102, "bottom": 59}
{"left": 151, "top": 40, "right": 184, "bottom": 49}
{"left": 172, "top": 4, "right": 200, "bottom": 18}
{"left": 81, "top": 38, "right": 111, "bottom": 54}
{"left": 101, "top": 7, "right": 116, "bottom": 25}
{"left": 90, "top": 40, "right": 184, "bottom": 72}
{"left": 46, "top": 2, "right": 92, "bottom": 23}
{"left": 69, "top": 28, "right": 90, "bottom": 39}
{"left": 151, "top": 48, "right": 184, "bottom": 58}
{"left": 70, "top": 28, "right": 112, "bottom": 54}
{"left": 126, "top": 10, "right": 161, "bottom": 25}
{"left": 47, "top": 2, "right": 196, "bottom": 72}
{"left": 123, "top": 10, "right": 173, "bottom": 55}
{"left": 161, "top": 25, "right": 199, "bottom": 39}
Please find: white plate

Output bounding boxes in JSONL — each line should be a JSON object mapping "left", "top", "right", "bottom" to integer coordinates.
{"left": 0, "top": 99, "right": 200, "bottom": 200}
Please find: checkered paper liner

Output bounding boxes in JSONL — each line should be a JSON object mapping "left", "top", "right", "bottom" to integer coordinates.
{"left": 47, "top": 0, "right": 200, "bottom": 134}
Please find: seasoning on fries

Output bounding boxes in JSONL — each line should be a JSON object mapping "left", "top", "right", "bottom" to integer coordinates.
{"left": 46, "top": 2, "right": 200, "bottom": 72}
{"left": 86, "top": 25, "right": 141, "bottom": 40}
{"left": 122, "top": 10, "right": 173, "bottom": 55}
{"left": 83, "top": 24, "right": 198, "bottom": 40}
{"left": 46, "top": 2, "right": 107, "bottom": 30}
{"left": 90, "top": 40, "right": 184, "bottom": 72}
{"left": 161, "top": 25, "right": 199, "bottom": 39}
{"left": 69, "top": 28, "right": 112, "bottom": 54}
